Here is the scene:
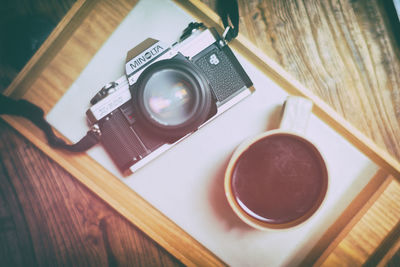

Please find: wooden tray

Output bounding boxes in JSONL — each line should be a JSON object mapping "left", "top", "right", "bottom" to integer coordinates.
{"left": 2, "top": 0, "right": 400, "bottom": 266}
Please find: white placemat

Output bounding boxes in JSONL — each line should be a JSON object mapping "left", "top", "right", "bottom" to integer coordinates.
{"left": 47, "top": 0, "right": 379, "bottom": 266}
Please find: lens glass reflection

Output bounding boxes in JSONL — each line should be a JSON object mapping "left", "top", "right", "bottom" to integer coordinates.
{"left": 143, "top": 69, "right": 196, "bottom": 126}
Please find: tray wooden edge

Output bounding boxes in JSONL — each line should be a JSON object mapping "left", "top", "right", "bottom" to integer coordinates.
{"left": 3, "top": 0, "right": 98, "bottom": 99}
{"left": 2, "top": 115, "right": 226, "bottom": 267}
{"left": 301, "top": 170, "right": 391, "bottom": 266}
{"left": 178, "top": 0, "right": 400, "bottom": 181}
{"left": 2, "top": 0, "right": 400, "bottom": 266}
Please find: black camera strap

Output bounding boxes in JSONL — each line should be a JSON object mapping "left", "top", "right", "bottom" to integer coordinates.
{"left": 0, "top": 0, "right": 239, "bottom": 153}
{"left": 0, "top": 94, "right": 100, "bottom": 152}
{"left": 218, "top": 0, "right": 239, "bottom": 42}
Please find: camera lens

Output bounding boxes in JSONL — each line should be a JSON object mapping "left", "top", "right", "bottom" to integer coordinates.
{"left": 134, "top": 57, "right": 214, "bottom": 141}
{"left": 143, "top": 69, "right": 197, "bottom": 126}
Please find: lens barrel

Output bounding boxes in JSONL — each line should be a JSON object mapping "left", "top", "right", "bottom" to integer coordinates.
{"left": 133, "top": 57, "right": 213, "bottom": 141}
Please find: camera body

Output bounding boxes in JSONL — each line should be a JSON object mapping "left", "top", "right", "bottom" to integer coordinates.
{"left": 86, "top": 23, "right": 254, "bottom": 174}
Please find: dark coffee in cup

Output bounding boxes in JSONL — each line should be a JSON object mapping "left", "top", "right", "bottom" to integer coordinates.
{"left": 230, "top": 133, "right": 328, "bottom": 228}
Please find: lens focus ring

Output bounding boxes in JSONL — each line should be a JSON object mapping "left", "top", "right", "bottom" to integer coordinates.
{"left": 133, "top": 57, "right": 213, "bottom": 141}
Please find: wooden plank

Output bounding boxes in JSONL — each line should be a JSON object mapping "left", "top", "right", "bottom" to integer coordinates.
{"left": 363, "top": 219, "right": 400, "bottom": 267}
{"left": 300, "top": 170, "right": 390, "bottom": 266}
{"left": 2, "top": 0, "right": 400, "bottom": 265}
{"left": 1, "top": 1, "right": 226, "bottom": 265}
{"left": 1, "top": 115, "right": 226, "bottom": 267}
{"left": 177, "top": 0, "right": 400, "bottom": 180}
{"left": 322, "top": 179, "right": 400, "bottom": 266}
{"left": 375, "top": 228, "right": 400, "bottom": 267}
{"left": 197, "top": 2, "right": 400, "bottom": 262}
{"left": 3, "top": 0, "right": 97, "bottom": 98}
{"left": 0, "top": 119, "right": 183, "bottom": 267}
{"left": 233, "top": 0, "right": 400, "bottom": 164}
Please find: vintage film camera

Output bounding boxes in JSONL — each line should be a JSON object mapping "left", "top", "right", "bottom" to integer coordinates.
{"left": 86, "top": 22, "right": 254, "bottom": 174}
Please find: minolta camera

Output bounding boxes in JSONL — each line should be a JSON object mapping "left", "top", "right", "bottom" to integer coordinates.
{"left": 86, "top": 22, "right": 254, "bottom": 174}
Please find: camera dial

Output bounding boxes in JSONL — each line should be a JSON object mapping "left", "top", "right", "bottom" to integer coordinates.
{"left": 179, "top": 22, "right": 205, "bottom": 42}
{"left": 90, "top": 82, "right": 119, "bottom": 105}
{"left": 133, "top": 56, "right": 213, "bottom": 141}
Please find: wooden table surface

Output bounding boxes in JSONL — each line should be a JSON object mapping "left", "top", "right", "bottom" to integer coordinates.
{"left": 1, "top": 0, "right": 400, "bottom": 266}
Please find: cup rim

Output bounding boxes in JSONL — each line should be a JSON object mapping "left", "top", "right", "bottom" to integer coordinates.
{"left": 224, "top": 129, "right": 329, "bottom": 230}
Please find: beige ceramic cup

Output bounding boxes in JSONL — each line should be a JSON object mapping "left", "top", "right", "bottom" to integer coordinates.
{"left": 225, "top": 96, "right": 328, "bottom": 230}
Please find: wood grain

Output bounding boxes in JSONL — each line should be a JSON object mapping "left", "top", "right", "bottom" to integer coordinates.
{"left": 0, "top": 119, "right": 183, "bottom": 266}
{"left": 1, "top": 0, "right": 400, "bottom": 266}
{"left": 363, "top": 219, "right": 400, "bottom": 266}
{"left": 229, "top": 0, "right": 400, "bottom": 161}
{"left": 0, "top": 0, "right": 76, "bottom": 91}
{"left": 0, "top": 0, "right": 194, "bottom": 266}
{"left": 187, "top": 0, "right": 400, "bottom": 180}
{"left": 322, "top": 179, "right": 400, "bottom": 266}
{"left": 2, "top": 1, "right": 226, "bottom": 266}
{"left": 299, "top": 169, "right": 390, "bottom": 266}
{"left": 1, "top": 0, "right": 95, "bottom": 97}
{"left": 200, "top": 0, "right": 400, "bottom": 265}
